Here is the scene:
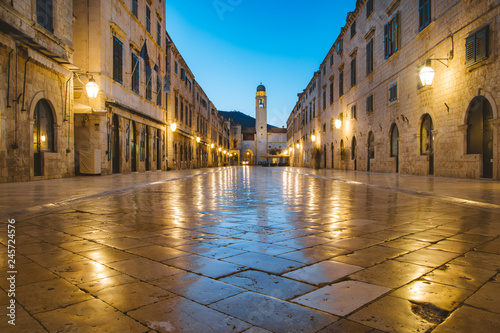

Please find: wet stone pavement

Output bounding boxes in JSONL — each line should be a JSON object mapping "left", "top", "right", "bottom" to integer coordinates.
{"left": 1, "top": 167, "right": 500, "bottom": 332}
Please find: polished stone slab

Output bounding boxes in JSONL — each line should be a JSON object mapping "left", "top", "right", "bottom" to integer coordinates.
{"left": 293, "top": 281, "right": 390, "bottom": 316}
{"left": 220, "top": 270, "right": 316, "bottom": 300}
{"left": 283, "top": 260, "right": 363, "bottom": 285}
{"left": 210, "top": 292, "right": 337, "bottom": 332}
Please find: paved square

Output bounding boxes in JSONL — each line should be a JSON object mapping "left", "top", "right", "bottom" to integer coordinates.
{"left": 2, "top": 167, "right": 500, "bottom": 332}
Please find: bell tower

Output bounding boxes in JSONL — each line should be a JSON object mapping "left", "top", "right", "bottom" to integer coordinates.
{"left": 256, "top": 83, "right": 267, "bottom": 164}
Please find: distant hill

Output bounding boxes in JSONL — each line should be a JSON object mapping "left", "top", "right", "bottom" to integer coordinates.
{"left": 218, "top": 110, "right": 278, "bottom": 129}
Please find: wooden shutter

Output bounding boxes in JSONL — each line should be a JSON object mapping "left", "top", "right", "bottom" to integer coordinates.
{"left": 475, "top": 28, "right": 488, "bottom": 63}
{"left": 394, "top": 12, "right": 399, "bottom": 52}
{"left": 384, "top": 23, "right": 389, "bottom": 58}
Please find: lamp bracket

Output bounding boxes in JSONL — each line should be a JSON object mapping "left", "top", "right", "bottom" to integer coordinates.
{"left": 427, "top": 58, "right": 450, "bottom": 67}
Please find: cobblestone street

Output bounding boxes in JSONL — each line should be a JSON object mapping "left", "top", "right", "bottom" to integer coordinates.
{"left": 1, "top": 167, "right": 500, "bottom": 332}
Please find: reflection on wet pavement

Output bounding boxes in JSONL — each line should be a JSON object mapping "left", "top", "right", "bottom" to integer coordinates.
{"left": 1, "top": 166, "right": 500, "bottom": 332}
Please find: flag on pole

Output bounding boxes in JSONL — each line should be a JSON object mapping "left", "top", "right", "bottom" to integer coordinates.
{"left": 139, "top": 41, "right": 151, "bottom": 73}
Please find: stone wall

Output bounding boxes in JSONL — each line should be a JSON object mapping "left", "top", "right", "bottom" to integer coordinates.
{"left": 288, "top": 0, "right": 500, "bottom": 179}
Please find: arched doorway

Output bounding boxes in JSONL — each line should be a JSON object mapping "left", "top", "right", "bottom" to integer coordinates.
{"left": 112, "top": 114, "right": 120, "bottom": 174}
{"left": 351, "top": 136, "right": 357, "bottom": 171}
{"left": 367, "top": 131, "right": 374, "bottom": 172}
{"left": 243, "top": 149, "right": 254, "bottom": 165}
{"left": 331, "top": 143, "right": 334, "bottom": 169}
{"left": 390, "top": 123, "right": 399, "bottom": 173}
{"left": 131, "top": 121, "right": 137, "bottom": 172}
{"left": 467, "top": 97, "right": 493, "bottom": 178}
{"left": 33, "top": 99, "right": 54, "bottom": 176}
{"left": 420, "top": 114, "right": 434, "bottom": 175}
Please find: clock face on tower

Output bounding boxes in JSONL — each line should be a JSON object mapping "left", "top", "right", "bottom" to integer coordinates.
{"left": 258, "top": 124, "right": 266, "bottom": 132}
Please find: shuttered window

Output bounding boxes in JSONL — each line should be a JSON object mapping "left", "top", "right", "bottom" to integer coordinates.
{"left": 145, "top": 63, "right": 152, "bottom": 100}
{"left": 366, "top": 38, "right": 374, "bottom": 75}
{"left": 131, "top": 54, "right": 139, "bottom": 93}
{"left": 384, "top": 12, "right": 399, "bottom": 59}
{"left": 419, "top": 0, "right": 431, "bottom": 31}
{"left": 146, "top": 5, "right": 151, "bottom": 33}
{"left": 466, "top": 27, "right": 488, "bottom": 67}
{"left": 366, "top": 94, "right": 374, "bottom": 114}
{"left": 132, "top": 0, "right": 138, "bottom": 17}
{"left": 339, "top": 70, "right": 344, "bottom": 97}
{"left": 366, "top": 0, "right": 373, "bottom": 18}
{"left": 113, "top": 37, "right": 123, "bottom": 83}
{"left": 351, "top": 57, "right": 357, "bottom": 88}
{"left": 37, "top": 0, "right": 53, "bottom": 33}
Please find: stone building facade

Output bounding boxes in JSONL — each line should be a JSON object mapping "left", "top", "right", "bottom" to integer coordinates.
{"left": 0, "top": 0, "right": 76, "bottom": 182}
{"left": 165, "top": 32, "right": 230, "bottom": 170}
{"left": 287, "top": 0, "right": 500, "bottom": 179}
{"left": 73, "top": 0, "right": 168, "bottom": 175}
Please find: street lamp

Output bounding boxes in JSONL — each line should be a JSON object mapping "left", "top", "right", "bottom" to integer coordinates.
{"left": 296, "top": 143, "right": 300, "bottom": 149}
{"left": 170, "top": 123, "right": 177, "bottom": 132}
{"left": 311, "top": 134, "right": 316, "bottom": 142}
{"left": 210, "top": 143, "right": 214, "bottom": 149}
{"left": 85, "top": 76, "right": 99, "bottom": 98}
{"left": 335, "top": 119, "right": 342, "bottom": 129}
{"left": 196, "top": 136, "right": 200, "bottom": 143}
{"left": 218, "top": 147, "right": 222, "bottom": 152}
{"left": 419, "top": 65, "right": 435, "bottom": 86}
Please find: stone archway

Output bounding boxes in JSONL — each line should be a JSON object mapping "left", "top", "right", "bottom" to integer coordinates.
{"left": 33, "top": 99, "right": 55, "bottom": 176}
{"left": 243, "top": 149, "right": 254, "bottom": 165}
{"left": 466, "top": 96, "right": 493, "bottom": 178}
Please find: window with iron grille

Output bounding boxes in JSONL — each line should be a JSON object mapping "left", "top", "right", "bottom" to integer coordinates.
{"left": 339, "top": 70, "right": 344, "bottom": 97}
{"left": 145, "top": 64, "right": 152, "bottom": 100}
{"left": 131, "top": 54, "right": 139, "bottom": 93}
{"left": 466, "top": 27, "right": 488, "bottom": 67}
{"left": 389, "top": 83, "right": 398, "bottom": 102}
{"left": 419, "top": 0, "right": 431, "bottom": 31}
{"left": 37, "top": 0, "right": 53, "bottom": 33}
{"left": 384, "top": 12, "right": 400, "bottom": 59}
{"left": 156, "top": 75, "right": 162, "bottom": 106}
{"left": 366, "top": 0, "right": 373, "bottom": 18}
{"left": 113, "top": 37, "right": 123, "bottom": 83}
{"left": 146, "top": 5, "right": 151, "bottom": 33}
{"left": 351, "top": 57, "right": 356, "bottom": 88}
{"left": 366, "top": 94, "right": 374, "bottom": 113}
{"left": 366, "top": 38, "right": 374, "bottom": 75}
{"left": 132, "top": 0, "right": 138, "bottom": 17}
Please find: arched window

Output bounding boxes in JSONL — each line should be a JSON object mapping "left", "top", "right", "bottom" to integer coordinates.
{"left": 390, "top": 124, "right": 399, "bottom": 157}
{"left": 420, "top": 114, "right": 433, "bottom": 155}
{"left": 33, "top": 99, "right": 54, "bottom": 153}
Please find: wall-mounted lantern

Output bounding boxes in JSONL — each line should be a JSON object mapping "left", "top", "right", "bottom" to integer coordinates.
{"left": 85, "top": 76, "right": 99, "bottom": 98}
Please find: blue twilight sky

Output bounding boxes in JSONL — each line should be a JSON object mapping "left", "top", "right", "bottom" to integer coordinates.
{"left": 166, "top": 0, "right": 358, "bottom": 127}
